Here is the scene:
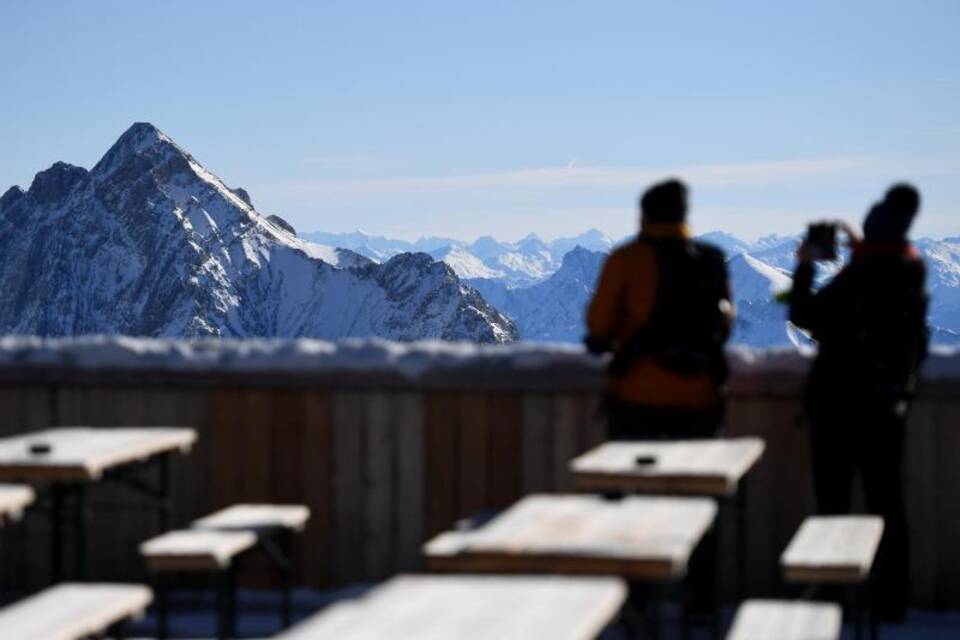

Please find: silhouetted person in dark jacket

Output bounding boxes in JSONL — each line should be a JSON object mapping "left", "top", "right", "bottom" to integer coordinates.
{"left": 790, "top": 184, "right": 929, "bottom": 622}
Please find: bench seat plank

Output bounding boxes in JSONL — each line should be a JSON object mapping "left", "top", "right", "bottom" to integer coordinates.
{"left": 424, "top": 494, "right": 716, "bottom": 581}
{"left": 191, "top": 503, "right": 310, "bottom": 532}
{"left": 781, "top": 516, "right": 884, "bottom": 584}
{"left": 0, "top": 483, "right": 34, "bottom": 522}
{"left": 140, "top": 529, "right": 257, "bottom": 571}
{"left": 278, "top": 574, "right": 626, "bottom": 640}
{"left": 727, "top": 600, "right": 842, "bottom": 640}
{"left": 0, "top": 427, "right": 197, "bottom": 481}
{"left": 571, "top": 438, "right": 765, "bottom": 497}
{"left": 0, "top": 583, "right": 152, "bottom": 640}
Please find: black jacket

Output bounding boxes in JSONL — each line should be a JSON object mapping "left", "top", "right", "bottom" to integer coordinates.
{"left": 790, "top": 246, "right": 929, "bottom": 406}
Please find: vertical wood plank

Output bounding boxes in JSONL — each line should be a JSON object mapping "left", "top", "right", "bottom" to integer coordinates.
{"left": 333, "top": 392, "right": 366, "bottom": 583}
{"left": 457, "top": 393, "right": 489, "bottom": 517}
{"left": 551, "top": 395, "right": 579, "bottom": 491}
{"left": 935, "top": 400, "right": 960, "bottom": 605}
{"left": 488, "top": 393, "right": 521, "bottom": 510}
{"left": 394, "top": 392, "right": 425, "bottom": 571}
{"left": 364, "top": 393, "right": 395, "bottom": 580}
{"left": 521, "top": 394, "right": 552, "bottom": 493}
{"left": 905, "top": 399, "right": 938, "bottom": 605}
{"left": 425, "top": 393, "right": 458, "bottom": 537}
{"left": 301, "top": 391, "right": 334, "bottom": 587}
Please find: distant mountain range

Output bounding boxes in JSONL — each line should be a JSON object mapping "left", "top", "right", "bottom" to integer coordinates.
{"left": 2, "top": 122, "right": 956, "bottom": 348}
{"left": 303, "top": 227, "right": 960, "bottom": 346}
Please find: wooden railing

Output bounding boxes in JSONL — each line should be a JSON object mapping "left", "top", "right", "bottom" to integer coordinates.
{"left": 0, "top": 339, "right": 956, "bottom": 606}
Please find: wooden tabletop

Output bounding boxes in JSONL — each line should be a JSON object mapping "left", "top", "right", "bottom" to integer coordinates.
{"left": 0, "top": 484, "right": 35, "bottom": 522}
{"left": 277, "top": 574, "right": 627, "bottom": 640}
{"left": 0, "top": 582, "right": 152, "bottom": 640}
{"left": 0, "top": 427, "right": 197, "bottom": 481}
{"left": 570, "top": 438, "right": 766, "bottom": 497}
{"left": 192, "top": 503, "right": 310, "bottom": 533}
{"left": 726, "top": 600, "right": 842, "bottom": 640}
{"left": 425, "top": 494, "right": 717, "bottom": 581}
{"left": 140, "top": 529, "right": 257, "bottom": 572}
{"left": 781, "top": 515, "right": 884, "bottom": 584}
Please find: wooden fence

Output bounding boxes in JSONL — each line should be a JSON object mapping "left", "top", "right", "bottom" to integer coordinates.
{"left": 0, "top": 349, "right": 956, "bottom": 607}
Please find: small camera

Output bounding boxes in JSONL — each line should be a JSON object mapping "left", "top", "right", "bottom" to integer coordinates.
{"left": 804, "top": 222, "right": 838, "bottom": 261}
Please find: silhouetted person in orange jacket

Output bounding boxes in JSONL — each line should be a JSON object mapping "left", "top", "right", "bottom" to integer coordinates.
{"left": 586, "top": 179, "right": 734, "bottom": 440}
{"left": 790, "top": 184, "right": 929, "bottom": 622}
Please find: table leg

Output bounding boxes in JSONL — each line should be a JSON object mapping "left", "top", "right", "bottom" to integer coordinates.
{"left": 736, "top": 483, "right": 749, "bottom": 602}
{"left": 155, "top": 574, "right": 169, "bottom": 640}
{"left": 281, "top": 531, "right": 293, "bottom": 628}
{"left": 50, "top": 483, "right": 65, "bottom": 583}
{"left": 158, "top": 453, "right": 173, "bottom": 534}
{"left": 75, "top": 484, "right": 88, "bottom": 581}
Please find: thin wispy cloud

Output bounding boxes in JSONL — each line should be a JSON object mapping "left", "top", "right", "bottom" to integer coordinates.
{"left": 267, "top": 156, "right": 876, "bottom": 197}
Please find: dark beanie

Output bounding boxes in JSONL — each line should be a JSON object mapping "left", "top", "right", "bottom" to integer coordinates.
{"left": 641, "top": 179, "right": 688, "bottom": 223}
{"left": 863, "top": 183, "right": 920, "bottom": 242}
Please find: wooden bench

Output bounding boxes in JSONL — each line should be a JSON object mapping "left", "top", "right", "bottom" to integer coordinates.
{"left": 781, "top": 516, "right": 883, "bottom": 640}
{"left": 727, "top": 600, "right": 842, "bottom": 640}
{"left": 781, "top": 516, "right": 884, "bottom": 584}
{"left": 141, "top": 503, "right": 309, "bottom": 639}
{"left": 0, "top": 582, "right": 152, "bottom": 639}
{"left": 277, "top": 574, "right": 627, "bottom": 640}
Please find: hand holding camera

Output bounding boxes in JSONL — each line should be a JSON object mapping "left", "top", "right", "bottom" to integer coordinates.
{"left": 797, "top": 220, "right": 861, "bottom": 263}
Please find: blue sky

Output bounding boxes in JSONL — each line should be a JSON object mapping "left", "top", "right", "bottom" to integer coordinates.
{"left": 1, "top": 1, "right": 958, "bottom": 241}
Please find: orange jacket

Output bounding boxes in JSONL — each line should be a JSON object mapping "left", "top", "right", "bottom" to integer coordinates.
{"left": 586, "top": 222, "right": 729, "bottom": 408}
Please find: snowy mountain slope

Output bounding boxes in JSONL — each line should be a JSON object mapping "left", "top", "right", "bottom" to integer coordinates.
{"left": 470, "top": 247, "right": 605, "bottom": 342}
{"left": 726, "top": 254, "right": 796, "bottom": 347}
{"left": 0, "top": 123, "right": 517, "bottom": 342}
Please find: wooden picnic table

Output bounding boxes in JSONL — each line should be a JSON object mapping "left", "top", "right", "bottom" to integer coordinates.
{"left": 425, "top": 494, "right": 716, "bottom": 581}
{"left": 727, "top": 600, "right": 842, "bottom": 640}
{"left": 0, "top": 427, "right": 197, "bottom": 582}
{"left": 277, "top": 574, "right": 627, "bottom": 640}
{"left": 781, "top": 516, "right": 885, "bottom": 584}
{"left": 570, "top": 437, "right": 764, "bottom": 601}
{"left": 0, "top": 483, "right": 35, "bottom": 523}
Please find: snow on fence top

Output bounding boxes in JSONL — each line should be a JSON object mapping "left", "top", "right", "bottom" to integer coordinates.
{"left": 0, "top": 336, "right": 954, "bottom": 390}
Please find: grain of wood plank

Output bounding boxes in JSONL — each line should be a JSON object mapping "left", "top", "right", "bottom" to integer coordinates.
{"left": 276, "top": 574, "right": 627, "bottom": 640}
{"left": 271, "top": 390, "right": 306, "bottom": 503}
{"left": 333, "top": 392, "right": 366, "bottom": 582}
{"left": 394, "top": 392, "right": 425, "bottom": 571}
{"left": 781, "top": 516, "right": 884, "bottom": 584}
{"left": 521, "top": 394, "right": 552, "bottom": 493}
{"left": 364, "top": 393, "right": 395, "bottom": 580}
{"left": 726, "top": 600, "right": 842, "bottom": 640}
{"left": 457, "top": 393, "right": 489, "bottom": 517}
{"left": 0, "top": 583, "right": 153, "bottom": 640}
{"left": 425, "top": 494, "right": 717, "bottom": 581}
{"left": 906, "top": 399, "right": 938, "bottom": 603}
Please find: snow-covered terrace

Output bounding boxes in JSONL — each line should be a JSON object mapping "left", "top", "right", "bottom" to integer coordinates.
{"left": 0, "top": 337, "right": 957, "bottom": 611}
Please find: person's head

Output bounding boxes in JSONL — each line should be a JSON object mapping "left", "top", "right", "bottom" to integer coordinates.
{"left": 640, "top": 179, "right": 688, "bottom": 226}
{"left": 863, "top": 182, "right": 920, "bottom": 242}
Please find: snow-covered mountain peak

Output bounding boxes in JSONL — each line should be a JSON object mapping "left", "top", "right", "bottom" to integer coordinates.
{"left": 0, "top": 123, "right": 517, "bottom": 343}
{"left": 727, "top": 253, "right": 792, "bottom": 299}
